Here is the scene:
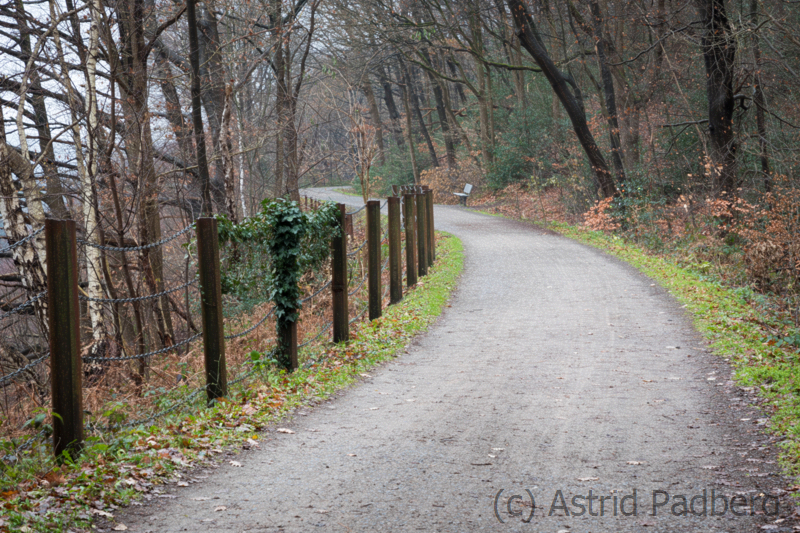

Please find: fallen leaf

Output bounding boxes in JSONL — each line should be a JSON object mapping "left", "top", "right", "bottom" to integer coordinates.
{"left": 277, "top": 428, "right": 295, "bottom": 434}
{"left": 215, "top": 506, "right": 227, "bottom": 512}
{"left": 177, "top": 481, "right": 189, "bottom": 487}
{"left": 347, "top": 453, "right": 357, "bottom": 457}
{"left": 113, "top": 525, "right": 128, "bottom": 531}
{"left": 91, "top": 509, "right": 114, "bottom": 518}
{"left": 229, "top": 461, "right": 242, "bottom": 467}
{"left": 627, "top": 461, "right": 644, "bottom": 465}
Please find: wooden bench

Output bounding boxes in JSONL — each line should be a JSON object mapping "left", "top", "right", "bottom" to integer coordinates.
{"left": 453, "top": 183, "right": 473, "bottom": 206}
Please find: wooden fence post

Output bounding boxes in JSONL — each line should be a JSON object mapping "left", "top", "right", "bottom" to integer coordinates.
{"left": 426, "top": 189, "right": 435, "bottom": 265}
{"left": 345, "top": 213, "right": 354, "bottom": 238}
{"left": 366, "top": 200, "right": 382, "bottom": 320}
{"left": 278, "top": 319, "right": 298, "bottom": 371}
{"left": 332, "top": 203, "right": 349, "bottom": 342}
{"left": 403, "top": 194, "right": 417, "bottom": 287}
{"left": 46, "top": 219, "right": 83, "bottom": 462}
{"left": 196, "top": 218, "right": 227, "bottom": 405}
{"left": 388, "top": 196, "right": 402, "bottom": 303}
{"left": 416, "top": 192, "right": 428, "bottom": 277}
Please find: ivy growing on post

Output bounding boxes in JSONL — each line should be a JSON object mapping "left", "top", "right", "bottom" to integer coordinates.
{"left": 217, "top": 199, "right": 339, "bottom": 370}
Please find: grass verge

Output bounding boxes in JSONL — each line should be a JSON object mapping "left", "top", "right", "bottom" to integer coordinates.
{"left": 0, "top": 232, "right": 463, "bottom": 532}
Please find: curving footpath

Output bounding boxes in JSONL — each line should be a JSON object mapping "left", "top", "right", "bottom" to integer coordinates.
{"left": 118, "top": 187, "right": 794, "bottom": 532}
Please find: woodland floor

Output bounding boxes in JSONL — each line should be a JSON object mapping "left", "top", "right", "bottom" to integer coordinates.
{"left": 113, "top": 187, "right": 799, "bottom": 532}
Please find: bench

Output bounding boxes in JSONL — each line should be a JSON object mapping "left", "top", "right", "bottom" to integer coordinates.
{"left": 452, "top": 183, "right": 473, "bottom": 206}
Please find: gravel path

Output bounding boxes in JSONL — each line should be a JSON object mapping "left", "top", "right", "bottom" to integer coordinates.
{"left": 118, "top": 187, "right": 794, "bottom": 532}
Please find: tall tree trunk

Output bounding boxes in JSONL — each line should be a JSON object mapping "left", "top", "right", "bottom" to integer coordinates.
{"left": 425, "top": 66, "right": 456, "bottom": 168}
{"left": 589, "top": 0, "right": 626, "bottom": 183}
{"left": 220, "top": 84, "right": 238, "bottom": 222}
{"left": 14, "top": 0, "right": 67, "bottom": 219}
{"left": 376, "top": 64, "right": 405, "bottom": 148}
{"left": 362, "top": 80, "right": 386, "bottom": 166}
{"left": 750, "top": 0, "right": 769, "bottom": 190}
{"left": 696, "top": 0, "right": 737, "bottom": 194}
{"left": 507, "top": 0, "right": 617, "bottom": 197}
{"left": 271, "top": 0, "right": 286, "bottom": 197}
{"left": 400, "top": 74, "right": 420, "bottom": 184}
{"left": 116, "top": 0, "right": 173, "bottom": 350}
{"left": 400, "top": 61, "right": 438, "bottom": 168}
{"left": 0, "top": 121, "right": 47, "bottom": 333}
{"left": 198, "top": 5, "right": 228, "bottom": 207}
{"left": 186, "top": 0, "right": 214, "bottom": 216}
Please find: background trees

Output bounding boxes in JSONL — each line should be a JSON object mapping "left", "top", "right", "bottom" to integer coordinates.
{"left": 0, "top": 0, "right": 798, "bottom": 365}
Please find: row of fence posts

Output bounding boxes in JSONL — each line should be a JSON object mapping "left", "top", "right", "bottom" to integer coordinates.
{"left": 44, "top": 187, "right": 435, "bottom": 461}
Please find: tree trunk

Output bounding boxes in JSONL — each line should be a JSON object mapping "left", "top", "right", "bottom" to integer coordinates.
{"left": 220, "top": 84, "right": 238, "bottom": 222}
{"left": 589, "top": 0, "right": 626, "bottom": 183}
{"left": 507, "top": 0, "right": 617, "bottom": 197}
{"left": 0, "top": 120, "right": 47, "bottom": 333}
{"left": 377, "top": 64, "right": 405, "bottom": 147}
{"left": 400, "top": 61, "right": 438, "bottom": 168}
{"left": 400, "top": 74, "right": 420, "bottom": 184}
{"left": 695, "top": 0, "right": 737, "bottom": 194}
{"left": 362, "top": 80, "right": 386, "bottom": 166}
{"left": 198, "top": 6, "right": 228, "bottom": 207}
{"left": 750, "top": 0, "right": 769, "bottom": 190}
{"left": 13, "top": 0, "right": 67, "bottom": 219}
{"left": 116, "top": 0, "right": 173, "bottom": 349}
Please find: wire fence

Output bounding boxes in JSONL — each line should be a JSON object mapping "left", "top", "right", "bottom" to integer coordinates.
{"left": 2, "top": 191, "right": 433, "bottom": 458}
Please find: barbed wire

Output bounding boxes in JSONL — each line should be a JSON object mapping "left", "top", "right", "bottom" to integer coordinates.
{"left": 83, "top": 333, "right": 202, "bottom": 362}
{"left": 79, "top": 279, "right": 197, "bottom": 304}
{"left": 0, "top": 291, "right": 45, "bottom": 321}
{"left": 14, "top": 428, "right": 48, "bottom": 452}
{"left": 346, "top": 204, "right": 366, "bottom": 215}
{"left": 0, "top": 227, "right": 44, "bottom": 255}
{"left": 225, "top": 307, "right": 274, "bottom": 340}
{"left": 349, "top": 304, "right": 368, "bottom": 324}
{"left": 299, "top": 279, "right": 332, "bottom": 304}
{"left": 229, "top": 366, "right": 260, "bottom": 386}
{"left": 298, "top": 320, "right": 333, "bottom": 348}
{"left": 78, "top": 223, "right": 195, "bottom": 252}
{"left": 89, "top": 387, "right": 206, "bottom": 432}
{"left": 0, "top": 352, "right": 49, "bottom": 386}
{"left": 347, "top": 237, "right": 368, "bottom": 257}
{"left": 348, "top": 270, "right": 367, "bottom": 296}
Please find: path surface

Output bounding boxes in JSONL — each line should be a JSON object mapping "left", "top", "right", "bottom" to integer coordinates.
{"left": 119, "top": 187, "right": 792, "bottom": 532}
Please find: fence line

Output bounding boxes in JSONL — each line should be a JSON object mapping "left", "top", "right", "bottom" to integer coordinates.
{"left": 0, "top": 226, "right": 44, "bottom": 254}
{"left": 6, "top": 190, "right": 435, "bottom": 460}
{"left": 78, "top": 223, "right": 195, "bottom": 252}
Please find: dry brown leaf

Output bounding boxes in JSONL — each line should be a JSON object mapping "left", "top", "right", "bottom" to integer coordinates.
{"left": 277, "top": 428, "right": 295, "bottom": 434}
